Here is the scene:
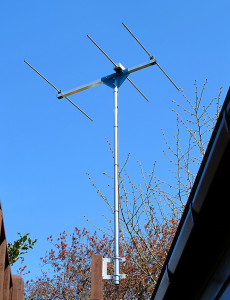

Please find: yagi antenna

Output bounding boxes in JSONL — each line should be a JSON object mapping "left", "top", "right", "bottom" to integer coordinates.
{"left": 122, "top": 22, "right": 180, "bottom": 91}
{"left": 24, "top": 60, "right": 93, "bottom": 122}
{"left": 25, "top": 24, "right": 181, "bottom": 286}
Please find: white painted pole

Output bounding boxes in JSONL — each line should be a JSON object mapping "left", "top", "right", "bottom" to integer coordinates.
{"left": 114, "top": 84, "right": 120, "bottom": 285}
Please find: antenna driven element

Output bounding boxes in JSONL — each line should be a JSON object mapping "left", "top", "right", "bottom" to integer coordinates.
{"left": 127, "top": 78, "right": 149, "bottom": 102}
{"left": 122, "top": 22, "right": 180, "bottom": 91}
{"left": 24, "top": 60, "right": 93, "bottom": 121}
{"left": 87, "top": 35, "right": 116, "bottom": 67}
{"left": 87, "top": 35, "right": 151, "bottom": 102}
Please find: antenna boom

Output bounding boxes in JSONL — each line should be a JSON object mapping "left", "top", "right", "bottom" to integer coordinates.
{"left": 57, "top": 78, "right": 103, "bottom": 99}
{"left": 59, "top": 59, "right": 156, "bottom": 102}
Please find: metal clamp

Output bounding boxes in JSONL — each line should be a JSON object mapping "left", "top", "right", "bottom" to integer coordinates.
{"left": 114, "top": 63, "right": 125, "bottom": 73}
{"left": 57, "top": 90, "right": 63, "bottom": 99}
{"left": 102, "top": 257, "right": 126, "bottom": 280}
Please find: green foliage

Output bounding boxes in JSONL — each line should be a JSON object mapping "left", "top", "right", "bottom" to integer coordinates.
{"left": 7, "top": 232, "right": 37, "bottom": 266}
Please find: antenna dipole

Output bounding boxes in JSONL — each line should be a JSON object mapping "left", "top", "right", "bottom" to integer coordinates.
{"left": 126, "top": 78, "right": 149, "bottom": 102}
{"left": 122, "top": 22, "right": 180, "bottom": 91}
{"left": 87, "top": 35, "right": 150, "bottom": 102}
{"left": 87, "top": 35, "right": 116, "bottom": 67}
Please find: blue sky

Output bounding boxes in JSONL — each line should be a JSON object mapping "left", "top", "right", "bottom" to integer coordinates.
{"left": 1, "top": 0, "right": 229, "bottom": 278}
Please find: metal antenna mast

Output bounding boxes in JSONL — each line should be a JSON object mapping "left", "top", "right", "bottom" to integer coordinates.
{"left": 25, "top": 23, "right": 180, "bottom": 286}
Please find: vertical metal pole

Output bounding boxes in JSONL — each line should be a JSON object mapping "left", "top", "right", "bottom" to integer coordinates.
{"left": 114, "top": 82, "right": 120, "bottom": 285}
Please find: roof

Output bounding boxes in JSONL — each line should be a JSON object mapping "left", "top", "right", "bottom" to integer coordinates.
{"left": 151, "top": 87, "right": 230, "bottom": 300}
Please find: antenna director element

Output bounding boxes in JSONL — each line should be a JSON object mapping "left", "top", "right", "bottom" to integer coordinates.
{"left": 57, "top": 58, "right": 156, "bottom": 99}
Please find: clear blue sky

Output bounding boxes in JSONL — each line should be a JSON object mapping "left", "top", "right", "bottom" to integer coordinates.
{"left": 1, "top": 0, "right": 229, "bottom": 278}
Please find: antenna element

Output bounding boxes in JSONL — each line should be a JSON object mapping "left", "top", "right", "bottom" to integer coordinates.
{"left": 87, "top": 35, "right": 116, "bottom": 67}
{"left": 24, "top": 60, "right": 93, "bottom": 121}
{"left": 24, "top": 60, "right": 59, "bottom": 92}
{"left": 155, "top": 63, "right": 180, "bottom": 91}
{"left": 127, "top": 78, "right": 149, "bottom": 102}
{"left": 122, "top": 22, "right": 152, "bottom": 58}
{"left": 122, "top": 22, "right": 180, "bottom": 91}
{"left": 87, "top": 36, "right": 150, "bottom": 102}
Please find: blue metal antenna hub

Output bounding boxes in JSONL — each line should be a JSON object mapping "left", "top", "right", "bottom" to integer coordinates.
{"left": 101, "top": 68, "right": 129, "bottom": 89}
